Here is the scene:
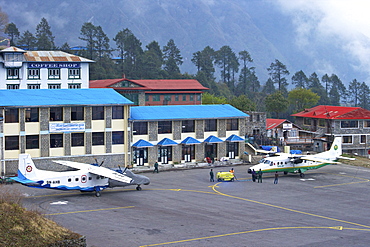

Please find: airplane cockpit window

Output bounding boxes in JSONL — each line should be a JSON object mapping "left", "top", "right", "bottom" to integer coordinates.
{"left": 259, "top": 158, "right": 265, "bottom": 163}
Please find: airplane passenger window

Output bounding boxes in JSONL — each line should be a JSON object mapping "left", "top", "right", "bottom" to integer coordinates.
{"left": 75, "top": 178, "right": 79, "bottom": 182}
{"left": 89, "top": 177, "right": 92, "bottom": 180}
{"left": 68, "top": 178, "right": 71, "bottom": 182}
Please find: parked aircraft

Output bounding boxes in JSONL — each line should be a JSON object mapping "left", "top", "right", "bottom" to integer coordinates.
{"left": 248, "top": 137, "right": 353, "bottom": 177}
{"left": 11, "top": 154, "right": 150, "bottom": 197}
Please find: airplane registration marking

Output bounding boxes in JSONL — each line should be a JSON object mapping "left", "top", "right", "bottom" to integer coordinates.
{"left": 140, "top": 226, "right": 370, "bottom": 247}
{"left": 44, "top": 206, "right": 135, "bottom": 216}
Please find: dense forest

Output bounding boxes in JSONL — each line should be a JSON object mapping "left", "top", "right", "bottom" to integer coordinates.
{"left": 3, "top": 14, "right": 370, "bottom": 119}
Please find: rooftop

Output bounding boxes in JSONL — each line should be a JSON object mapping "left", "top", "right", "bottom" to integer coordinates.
{"left": 291, "top": 105, "right": 370, "bottom": 120}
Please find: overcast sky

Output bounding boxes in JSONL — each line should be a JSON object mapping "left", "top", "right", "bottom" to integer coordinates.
{"left": 274, "top": 0, "right": 370, "bottom": 81}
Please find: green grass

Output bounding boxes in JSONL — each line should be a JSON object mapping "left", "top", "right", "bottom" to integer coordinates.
{"left": 0, "top": 185, "right": 81, "bottom": 247}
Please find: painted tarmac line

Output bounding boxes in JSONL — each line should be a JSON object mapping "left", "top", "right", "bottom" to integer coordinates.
{"left": 44, "top": 206, "right": 135, "bottom": 216}
{"left": 139, "top": 226, "right": 370, "bottom": 247}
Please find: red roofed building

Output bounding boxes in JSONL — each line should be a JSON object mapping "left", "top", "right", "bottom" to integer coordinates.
{"left": 292, "top": 105, "right": 370, "bottom": 155}
{"left": 90, "top": 78, "right": 209, "bottom": 106}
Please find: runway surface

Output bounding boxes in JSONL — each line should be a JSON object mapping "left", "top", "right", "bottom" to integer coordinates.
{"left": 15, "top": 163, "right": 370, "bottom": 247}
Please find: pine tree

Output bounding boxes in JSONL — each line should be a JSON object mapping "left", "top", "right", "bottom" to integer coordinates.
{"left": 35, "top": 18, "right": 55, "bottom": 50}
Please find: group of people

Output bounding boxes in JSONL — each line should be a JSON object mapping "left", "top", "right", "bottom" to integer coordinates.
{"left": 210, "top": 168, "right": 279, "bottom": 184}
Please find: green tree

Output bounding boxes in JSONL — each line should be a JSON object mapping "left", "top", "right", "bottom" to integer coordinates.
{"left": 163, "top": 39, "right": 183, "bottom": 78}
{"left": 307, "top": 72, "right": 327, "bottom": 105}
{"left": 267, "top": 59, "right": 289, "bottom": 93}
{"left": 262, "top": 78, "right": 275, "bottom": 95}
{"left": 17, "top": 30, "right": 37, "bottom": 50}
{"left": 291, "top": 70, "right": 308, "bottom": 88}
{"left": 229, "top": 95, "right": 256, "bottom": 111}
{"left": 288, "top": 88, "right": 320, "bottom": 113}
{"left": 4, "top": 22, "right": 19, "bottom": 46}
{"left": 141, "top": 41, "right": 164, "bottom": 79}
{"left": 236, "top": 50, "right": 259, "bottom": 97}
{"left": 348, "top": 79, "right": 361, "bottom": 107}
{"left": 358, "top": 82, "right": 370, "bottom": 110}
{"left": 214, "top": 45, "right": 239, "bottom": 91}
{"left": 329, "top": 74, "right": 347, "bottom": 105}
{"left": 202, "top": 92, "right": 228, "bottom": 104}
{"left": 79, "top": 22, "right": 98, "bottom": 60}
{"left": 60, "top": 42, "right": 71, "bottom": 53}
{"left": 265, "top": 91, "right": 288, "bottom": 118}
{"left": 321, "top": 74, "right": 331, "bottom": 98}
{"left": 95, "top": 25, "right": 111, "bottom": 59}
{"left": 35, "top": 18, "right": 55, "bottom": 50}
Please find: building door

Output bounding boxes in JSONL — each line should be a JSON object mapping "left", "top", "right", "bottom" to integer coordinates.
{"left": 134, "top": 148, "right": 147, "bottom": 166}
{"left": 158, "top": 146, "right": 172, "bottom": 164}
{"left": 205, "top": 143, "right": 217, "bottom": 161}
{"left": 226, "top": 142, "right": 238, "bottom": 159}
{"left": 182, "top": 145, "right": 194, "bottom": 162}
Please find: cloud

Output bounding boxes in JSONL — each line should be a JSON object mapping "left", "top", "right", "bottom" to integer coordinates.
{"left": 274, "top": 0, "right": 370, "bottom": 80}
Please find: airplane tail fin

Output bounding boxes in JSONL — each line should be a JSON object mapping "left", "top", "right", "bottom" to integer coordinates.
{"left": 18, "top": 153, "right": 39, "bottom": 180}
{"left": 327, "top": 137, "right": 342, "bottom": 158}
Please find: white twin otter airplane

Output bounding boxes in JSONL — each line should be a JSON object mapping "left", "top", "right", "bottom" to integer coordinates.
{"left": 12, "top": 154, "right": 150, "bottom": 197}
{"left": 248, "top": 137, "right": 354, "bottom": 177}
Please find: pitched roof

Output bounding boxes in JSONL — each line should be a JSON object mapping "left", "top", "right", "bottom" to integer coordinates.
{"left": 0, "top": 89, "right": 133, "bottom": 107}
{"left": 90, "top": 78, "right": 208, "bottom": 91}
{"left": 291, "top": 105, "right": 370, "bottom": 119}
{"left": 24, "top": 50, "right": 93, "bottom": 63}
{"left": 266, "top": 119, "right": 287, "bottom": 130}
{"left": 130, "top": 104, "right": 249, "bottom": 121}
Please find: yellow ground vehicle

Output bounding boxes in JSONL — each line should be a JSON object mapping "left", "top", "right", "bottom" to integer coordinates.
{"left": 216, "top": 171, "right": 235, "bottom": 182}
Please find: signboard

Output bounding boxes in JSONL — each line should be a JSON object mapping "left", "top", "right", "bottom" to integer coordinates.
{"left": 49, "top": 123, "right": 85, "bottom": 133}
{"left": 283, "top": 123, "right": 292, "bottom": 129}
{"left": 28, "top": 62, "right": 80, "bottom": 69}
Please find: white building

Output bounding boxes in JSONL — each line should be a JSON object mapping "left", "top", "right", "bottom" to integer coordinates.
{"left": 0, "top": 46, "right": 93, "bottom": 90}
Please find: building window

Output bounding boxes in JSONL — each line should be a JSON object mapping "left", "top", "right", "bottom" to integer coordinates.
{"left": 7, "top": 68, "right": 19, "bottom": 79}
{"left": 364, "top": 120, "right": 370, "bottom": 128}
{"left": 153, "top": 95, "right": 160, "bottom": 101}
{"left": 340, "top": 120, "right": 358, "bottom": 128}
{"left": 197, "top": 94, "right": 201, "bottom": 101}
{"left": 27, "top": 84, "right": 40, "bottom": 89}
{"left": 50, "top": 107, "right": 63, "bottom": 121}
{"left": 303, "top": 118, "right": 311, "bottom": 125}
{"left": 5, "top": 136, "right": 19, "bottom": 150}
{"left": 227, "top": 119, "right": 239, "bottom": 131}
{"left": 190, "top": 95, "right": 194, "bottom": 101}
{"left": 68, "top": 83, "right": 81, "bottom": 89}
{"left": 360, "top": 135, "right": 367, "bottom": 144}
{"left": 158, "top": 121, "right": 172, "bottom": 134}
{"left": 112, "top": 131, "right": 124, "bottom": 144}
{"left": 133, "top": 122, "right": 148, "bottom": 135}
{"left": 26, "top": 135, "right": 39, "bottom": 149}
{"left": 92, "top": 132, "right": 104, "bottom": 145}
{"left": 68, "top": 68, "right": 80, "bottom": 79}
{"left": 5, "top": 108, "right": 18, "bottom": 123}
{"left": 71, "top": 133, "right": 84, "bottom": 147}
{"left": 319, "top": 119, "right": 326, "bottom": 127}
{"left": 50, "top": 134, "right": 63, "bottom": 148}
{"left": 71, "top": 106, "right": 84, "bottom": 121}
{"left": 182, "top": 120, "right": 195, "bottom": 133}
{"left": 205, "top": 119, "right": 217, "bottom": 132}
{"left": 25, "top": 108, "right": 39, "bottom": 122}
{"left": 112, "top": 106, "right": 124, "bottom": 119}
{"left": 28, "top": 69, "right": 40, "bottom": 79}
{"left": 175, "top": 95, "right": 179, "bottom": 101}
{"left": 48, "top": 84, "right": 61, "bottom": 89}
{"left": 48, "top": 68, "right": 60, "bottom": 79}
{"left": 164, "top": 95, "right": 171, "bottom": 102}
{"left": 249, "top": 115, "right": 253, "bottom": 122}
{"left": 145, "top": 95, "right": 149, "bottom": 101}
{"left": 92, "top": 106, "right": 104, "bottom": 120}
{"left": 342, "top": 136, "right": 352, "bottom": 144}
{"left": 182, "top": 95, "right": 187, "bottom": 101}
{"left": 256, "top": 114, "right": 260, "bottom": 121}
{"left": 7, "top": 84, "right": 19, "bottom": 89}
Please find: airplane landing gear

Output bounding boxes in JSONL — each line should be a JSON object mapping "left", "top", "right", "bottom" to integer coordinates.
{"left": 136, "top": 186, "right": 142, "bottom": 191}
{"left": 300, "top": 173, "right": 305, "bottom": 178}
{"left": 95, "top": 191, "right": 101, "bottom": 197}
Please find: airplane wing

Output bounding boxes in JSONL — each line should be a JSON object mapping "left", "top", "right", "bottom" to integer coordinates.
{"left": 53, "top": 160, "right": 133, "bottom": 184}
{"left": 300, "top": 156, "right": 340, "bottom": 164}
{"left": 337, "top": 156, "right": 356, "bottom": 161}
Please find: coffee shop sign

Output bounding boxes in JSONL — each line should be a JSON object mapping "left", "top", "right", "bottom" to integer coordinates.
{"left": 28, "top": 62, "right": 80, "bottom": 68}
{"left": 50, "top": 123, "right": 85, "bottom": 133}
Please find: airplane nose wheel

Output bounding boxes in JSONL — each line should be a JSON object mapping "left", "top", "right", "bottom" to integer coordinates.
{"left": 136, "top": 186, "right": 142, "bottom": 191}
{"left": 95, "top": 191, "right": 101, "bottom": 197}
{"left": 300, "top": 173, "right": 305, "bottom": 178}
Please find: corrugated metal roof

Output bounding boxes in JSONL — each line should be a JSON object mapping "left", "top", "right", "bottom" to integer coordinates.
{"left": 0, "top": 46, "right": 26, "bottom": 53}
{"left": 0, "top": 89, "right": 133, "bottom": 107}
{"left": 130, "top": 104, "right": 249, "bottom": 121}
{"left": 24, "top": 50, "right": 93, "bottom": 63}
{"left": 291, "top": 105, "right": 370, "bottom": 119}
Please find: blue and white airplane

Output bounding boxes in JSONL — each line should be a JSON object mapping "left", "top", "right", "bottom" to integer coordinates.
{"left": 12, "top": 153, "right": 150, "bottom": 197}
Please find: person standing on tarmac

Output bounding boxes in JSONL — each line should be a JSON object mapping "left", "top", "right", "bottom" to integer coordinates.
{"left": 210, "top": 169, "right": 214, "bottom": 182}
{"left": 229, "top": 168, "right": 237, "bottom": 180}
{"left": 274, "top": 171, "right": 279, "bottom": 184}
{"left": 153, "top": 162, "right": 159, "bottom": 173}
{"left": 258, "top": 169, "right": 263, "bottom": 183}
{"left": 251, "top": 169, "right": 256, "bottom": 182}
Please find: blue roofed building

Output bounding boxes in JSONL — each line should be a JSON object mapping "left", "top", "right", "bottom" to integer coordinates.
{"left": 0, "top": 88, "right": 133, "bottom": 176}
{"left": 130, "top": 104, "right": 249, "bottom": 166}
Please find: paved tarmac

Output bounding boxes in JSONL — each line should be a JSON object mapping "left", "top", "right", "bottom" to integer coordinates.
{"left": 12, "top": 163, "right": 370, "bottom": 247}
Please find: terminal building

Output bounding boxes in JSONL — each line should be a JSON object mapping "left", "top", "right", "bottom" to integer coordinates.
{"left": 0, "top": 89, "right": 133, "bottom": 176}
{"left": 0, "top": 46, "right": 93, "bottom": 90}
{"left": 130, "top": 104, "right": 248, "bottom": 166}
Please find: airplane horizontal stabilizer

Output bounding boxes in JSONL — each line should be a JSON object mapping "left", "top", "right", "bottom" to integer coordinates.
{"left": 301, "top": 156, "right": 340, "bottom": 164}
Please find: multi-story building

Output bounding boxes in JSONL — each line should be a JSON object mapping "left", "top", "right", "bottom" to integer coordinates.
{"left": 292, "top": 105, "right": 370, "bottom": 155}
{"left": 0, "top": 89, "right": 133, "bottom": 176}
{"left": 129, "top": 104, "right": 248, "bottom": 166}
{"left": 90, "top": 78, "right": 209, "bottom": 106}
{"left": 0, "top": 46, "right": 93, "bottom": 90}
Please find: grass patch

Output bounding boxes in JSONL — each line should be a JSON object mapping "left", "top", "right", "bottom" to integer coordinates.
{"left": 0, "top": 185, "right": 82, "bottom": 247}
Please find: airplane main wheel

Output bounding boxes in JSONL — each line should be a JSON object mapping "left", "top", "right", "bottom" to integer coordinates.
{"left": 284, "top": 171, "right": 288, "bottom": 175}
{"left": 300, "top": 173, "right": 305, "bottom": 178}
{"left": 95, "top": 191, "right": 101, "bottom": 197}
{"left": 136, "top": 186, "right": 142, "bottom": 191}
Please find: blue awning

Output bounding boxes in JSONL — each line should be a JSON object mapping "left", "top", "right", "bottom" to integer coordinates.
{"left": 204, "top": 135, "right": 223, "bottom": 143}
{"left": 132, "top": 139, "right": 154, "bottom": 148}
{"left": 157, "top": 138, "right": 178, "bottom": 146}
{"left": 180, "top": 136, "right": 201, "bottom": 145}
{"left": 226, "top": 134, "right": 244, "bottom": 142}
